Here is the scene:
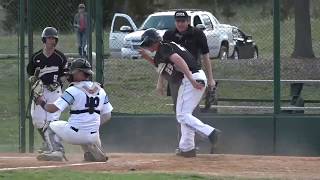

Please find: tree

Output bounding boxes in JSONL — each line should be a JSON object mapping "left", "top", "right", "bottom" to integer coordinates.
{"left": 291, "top": 0, "right": 315, "bottom": 58}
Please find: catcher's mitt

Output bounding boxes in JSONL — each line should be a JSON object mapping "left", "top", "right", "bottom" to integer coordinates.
{"left": 31, "top": 79, "right": 44, "bottom": 101}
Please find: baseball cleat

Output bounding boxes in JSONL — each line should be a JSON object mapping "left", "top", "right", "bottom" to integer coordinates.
{"left": 84, "top": 152, "right": 108, "bottom": 162}
{"left": 176, "top": 149, "right": 196, "bottom": 158}
{"left": 37, "top": 151, "right": 64, "bottom": 161}
{"left": 209, "top": 129, "right": 222, "bottom": 154}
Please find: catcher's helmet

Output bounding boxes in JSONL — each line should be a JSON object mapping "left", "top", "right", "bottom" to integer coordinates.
{"left": 41, "top": 27, "right": 59, "bottom": 43}
{"left": 69, "top": 58, "right": 93, "bottom": 75}
{"left": 140, "top": 28, "right": 162, "bottom": 47}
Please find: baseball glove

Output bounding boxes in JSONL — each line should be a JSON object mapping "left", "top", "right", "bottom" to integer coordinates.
{"left": 203, "top": 82, "right": 218, "bottom": 112}
{"left": 31, "top": 79, "right": 44, "bottom": 101}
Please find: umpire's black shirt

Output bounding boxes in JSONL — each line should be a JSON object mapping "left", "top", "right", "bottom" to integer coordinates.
{"left": 154, "top": 42, "right": 200, "bottom": 83}
{"left": 27, "top": 49, "right": 67, "bottom": 86}
{"left": 163, "top": 25, "right": 209, "bottom": 68}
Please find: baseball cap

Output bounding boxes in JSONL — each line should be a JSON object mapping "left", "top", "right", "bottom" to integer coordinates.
{"left": 174, "top": 10, "right": 189, "bottom": 21}
{"left": 78, "top": 4, "right": 85, "bottom": 9}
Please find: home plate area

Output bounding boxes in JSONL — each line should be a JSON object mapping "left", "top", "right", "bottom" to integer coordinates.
{"left": 0, "top": 153, "right": 320, "bottom": 179}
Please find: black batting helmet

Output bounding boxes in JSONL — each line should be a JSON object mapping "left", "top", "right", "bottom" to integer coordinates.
{"left": 41, "top": 27, "right": 59, "bottom": 43}
{"left": 69, "top": 58, "right": 93, "bottom": 75}
{"left": 140, "top": 28, "right": 162, "bottom": 47}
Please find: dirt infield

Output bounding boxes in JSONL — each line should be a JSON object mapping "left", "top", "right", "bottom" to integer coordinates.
{"left": 0, "top": 153, "right": 320, "bottom": 179}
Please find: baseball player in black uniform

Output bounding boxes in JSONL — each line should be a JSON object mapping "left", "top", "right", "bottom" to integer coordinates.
{"left": 139, "top": 28, "right": 221, "bottom": 157}
{"left": 140, "top": 10, "right": 217, "bottom": 153}
{"left": 27, "top": 27, "right": 68, "bottom": 153}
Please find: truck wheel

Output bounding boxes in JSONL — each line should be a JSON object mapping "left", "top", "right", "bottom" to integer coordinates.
{"left": 219, "top": 45, "right": 228, "bottom": 60}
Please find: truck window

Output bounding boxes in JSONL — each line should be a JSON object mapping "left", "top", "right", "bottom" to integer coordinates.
{"left": 113, "top": 16, "right": 134, "bottom": 32}
{"left": 193, "top": 15, "right": 202, "bottom": 27}
{"left": 201, "top": 14, "right": 213, "bottom": 30}
{"left": 140, "top": 15, "right": 175, "bottom": 30}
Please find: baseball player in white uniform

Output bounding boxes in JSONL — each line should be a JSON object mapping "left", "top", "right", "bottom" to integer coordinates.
{"left": 139, "top": 29, "right": 221, "bottom": 157}
{"left": 34, "top": 58, "right": 113, "bottom": 162}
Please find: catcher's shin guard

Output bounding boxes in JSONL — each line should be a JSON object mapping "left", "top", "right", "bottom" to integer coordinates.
{"left": 43, "top": 125, "right": 65, "bottom": 153}
{"left": 81, "top": 144, "right": 107, "bottom": 162}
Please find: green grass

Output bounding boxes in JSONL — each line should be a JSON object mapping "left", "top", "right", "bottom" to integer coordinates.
{"left": 0, "top": 170, "right": 276, "bottom": 180}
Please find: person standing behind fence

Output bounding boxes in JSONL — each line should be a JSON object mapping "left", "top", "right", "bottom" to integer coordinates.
{"left": 139, "top": 10, "right": 217, "bottom": 153}
{"left": 73, "top": 3, "right": 88, "bottom": 57}
{"left": 27, "top": 27, "right": 68, "bottom": 153}
{"left": 139, "top": 29, "right": 221, "bottom": 157}
{"left": 163, "top": 10, "right": 216, "bottom": 107}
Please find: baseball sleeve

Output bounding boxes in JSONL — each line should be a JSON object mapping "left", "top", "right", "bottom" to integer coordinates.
{"left": 54, "top": 90, "right": 75, "bottom": 111}
{"left": 197, "top": 30, "right": 209, "bottom": 54}
{"left": 27, "top": 54, "right": 36, "bottom": 76}
{"left": 158, "top": 43, "right": 175, "bottom": 62}
{"left": 101, "top": 95, "right": 113, "bottom": 115}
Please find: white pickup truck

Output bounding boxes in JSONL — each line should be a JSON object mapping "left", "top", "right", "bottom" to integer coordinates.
{"left": 109, "top": 10, "right": 237, "bottom": 60}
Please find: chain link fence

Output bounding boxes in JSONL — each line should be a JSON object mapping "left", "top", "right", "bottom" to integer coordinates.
{"left": 104, "top": 0, "right": 320, "bottom": 115}
{"left": 105, "top": 1, "right": 275, "bottom": 114}
{"left": 1, "top": 0, "right": 320, "bottom": 152}
{"left": 0, "top": 0, "right": 19, "bottom": 152}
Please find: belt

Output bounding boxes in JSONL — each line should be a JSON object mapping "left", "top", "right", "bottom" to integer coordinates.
{"left": 70, "top": 126, "right": 97, "bottom": 134}
{"left": 70, "top": 109, "right": 100, "bottom": 114}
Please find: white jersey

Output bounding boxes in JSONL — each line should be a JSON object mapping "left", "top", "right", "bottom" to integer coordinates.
{"left": 54, "top": 81, "right": 113, "bottom": 132}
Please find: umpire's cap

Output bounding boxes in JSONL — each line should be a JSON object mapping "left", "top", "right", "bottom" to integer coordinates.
{"left": 41, "top": 27, "right": 58, "bottom": 43}
{"left": 140, "top": 28, "right": 162, "bottom": 48}
{"left": 174, "top": 10, "right": 189, "bottom": 21}
{"left": 78, "top": 3, "right": 85, "bottom": 9}
{"left": 69, "top": 58, "right": 93, "bottom": 75}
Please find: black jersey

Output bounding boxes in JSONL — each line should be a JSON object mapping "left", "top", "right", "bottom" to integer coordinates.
{"left": 154, "top": 42, "right": 200, "bottom": 82}
{"left": 27, "top": 49, "right": 67, "bottom": 85}
{"left": 163, "top": 25, "right": 209, "bottom": 67}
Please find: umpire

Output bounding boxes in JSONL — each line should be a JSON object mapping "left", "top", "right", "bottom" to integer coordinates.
{"left": 163, "top": 10, "right": 216, "bottom": 112}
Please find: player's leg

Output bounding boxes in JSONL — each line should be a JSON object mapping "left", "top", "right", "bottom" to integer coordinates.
{"left": 45, "top": 87, "right": 62, "bottom": 122}
{"left": 81, "top": 134, "right": 107, "bottom": 162}
{"left": 37, "top": 121, "right": 66, "bottom": 161}
{"left": 176, "top": 71, "right": 221, "bottom": 151}
{"left": 76, "top": 31, "right": 82, "bottom": 56}
{"left": 82, "top": 31, "right": 87, "bottom": 57}
{"left": 176, "top": 123, "right": 196, "bottom": 157}
{"left": 31, "top": 101, "right": 50, "bottom": 153}
{"left": 168, "top": 80, "right": 182, "bottom": 150}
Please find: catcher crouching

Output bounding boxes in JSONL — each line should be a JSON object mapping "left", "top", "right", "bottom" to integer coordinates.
{"left": 33, "top": 58, "right": 113, "bottom": 162}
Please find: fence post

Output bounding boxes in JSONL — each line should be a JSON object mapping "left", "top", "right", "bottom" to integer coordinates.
{"left": 87, "top": 0, "right": 93, "bottom": 66}
{"left": 19, "top": 0, "right": 26, "bottom": 153}
{"left": 27, "top": 0, "right": 34, "bottom": 153}
{"left": 273, "top": 0, "right": 281, "bottom": 154}
{"left": 95, "top": 0, "right": 103, "bottom": 84}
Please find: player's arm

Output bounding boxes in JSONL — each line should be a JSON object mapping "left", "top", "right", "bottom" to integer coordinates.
{"left": 138, "top": 48, "right": 155, "bottom": 65}
{"left": 26, "top": 55, "right": 36, "bottom": 76}
{"left": 202, "top": 53, "right": 215, "bottom": 88}
{"left": 100, "top": 95, "right": 113, "bottom": 125}
{"left": 198, "top": 31, "right": 215, "bottom": 88}
{"left": 36, "top": 90, "right": 74, "bottom": 113}
{"left": 169, "top": 53, "right": 203, "bottom": 90}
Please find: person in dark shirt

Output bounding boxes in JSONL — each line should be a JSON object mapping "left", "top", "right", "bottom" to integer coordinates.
{"left": 139, "top": 28, "right": 221, "bottom": 157}
{"left": 27, "top": 27, "right": 68, "bottom": 153}
{"left": 162, "top": 11, "right": 215, "bottom": 104}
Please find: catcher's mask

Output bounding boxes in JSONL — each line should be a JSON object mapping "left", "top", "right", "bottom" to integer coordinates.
{"left": 139, "top": 28, "right": 162, "bottom": 48}
{"left": 41, "top": 27, "right": 59, "bottom": 44}
{"left": 69, "top": 58, "right": 93, "bottom": 76}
